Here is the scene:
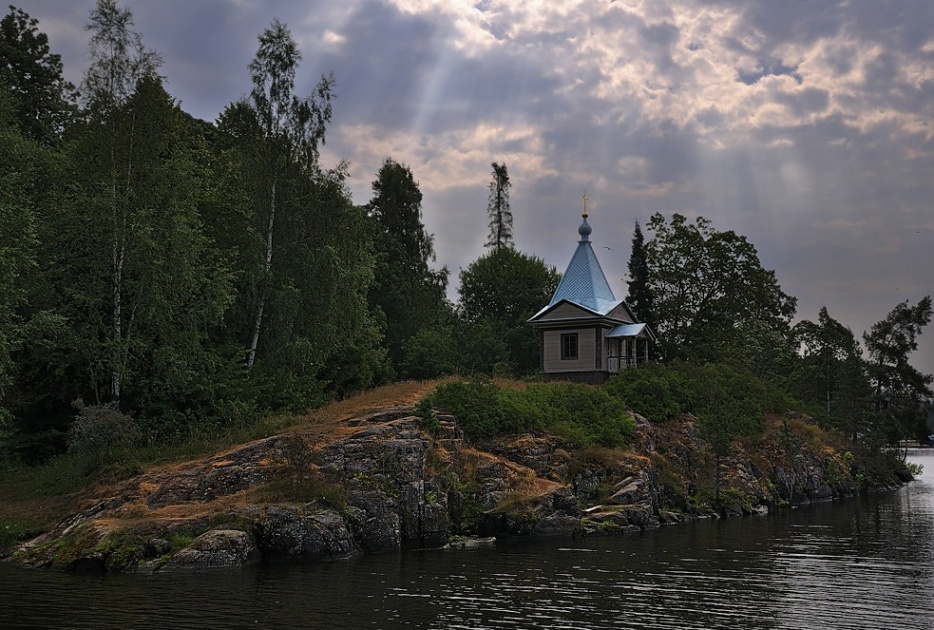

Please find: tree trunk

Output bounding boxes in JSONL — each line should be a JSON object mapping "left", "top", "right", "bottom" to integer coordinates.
{"left": 247, "top": 180, "right": 276, "bottom": 370}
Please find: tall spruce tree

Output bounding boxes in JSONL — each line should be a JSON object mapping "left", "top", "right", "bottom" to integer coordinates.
{"left": 625, "top": 219, "right": 653, "bottom": 327}
{"left": 367, "top": 158, "right": 449, "bottom": 372}
{"left": 485, "top": 161, "right": 512, "bottom": 250}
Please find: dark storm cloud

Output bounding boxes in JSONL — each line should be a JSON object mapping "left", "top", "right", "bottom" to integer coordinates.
{"left": 311, "top": 1, "right": 441, "bottom": 129}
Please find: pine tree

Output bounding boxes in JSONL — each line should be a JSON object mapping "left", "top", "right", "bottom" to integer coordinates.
{"left": 863, "top": 296, "right": 933, "bottom": 444}
{"left": 485, "top": 161, "right": 513, "bottom": 250}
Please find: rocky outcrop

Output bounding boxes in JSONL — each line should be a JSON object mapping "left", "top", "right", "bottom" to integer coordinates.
{"left": 161, "top": 529, "right": 260, "bottom": 570}
{"left": 5, "top": 404, "right": 907, "bottom": 573}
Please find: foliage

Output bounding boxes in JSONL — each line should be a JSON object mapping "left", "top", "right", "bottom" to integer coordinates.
{"left": 1, "top": 517, "right": 40, "bottom": 549}
{"left": 80, "top": 0, "right": 162, "bottom": 111}
{"left": 424, "top": 379, "right": 529, "bottom": 439}
{"left": 863, "top": 296, "right": 933, "bottom": 445}
{"left": 486, "top": 161, "right": 513, "bottom": 250}
{"left": 50, "top": 75, "right": 234, "bottom": 414}
{"left": 367, "top": 158, "right": 451, "bottom": 373}
{"left": 605, "top": 362, "right": 682, "bottom": 422}
{"left": 524, "top": 382, "right": 636, "bottom": 448}
{"left": 399, "top": 328, "right": 458, "bottom": 380}
{"left": 237, "top": 18, "right": 335, "bottom": 371}
{"left": 68, "top": 399, "right": 140, "bottom": 464}
{"left": 2, "top": 2, "right": 930, "bottom": 478}
{"left": 644, "top": 213, "right": 797, "bottom": 363}
{"left": 0, "top": 5, "right": 75, "bottom": 144}
{"left": 625, "top": 219, "right": 653, "bottom": 328}
{"left": 0, "top": 112, "right": 41, "bottom": 441}
{"left": 458, "top": 247, "right": 560, "bottom": 374}
{"left": 453, "top": 320, "right": 510, "bottom": 375}
{"left": 610, "top": 359, "right": 795, "bottom": 442}
{"left": 215, "top": 21, "right": 386, "bottom": 397}
{"left": 790, "top": 306, "right": 871, "bottom": 439}
{"left": 423, "top": 379, "right": 634, "bottom": 448}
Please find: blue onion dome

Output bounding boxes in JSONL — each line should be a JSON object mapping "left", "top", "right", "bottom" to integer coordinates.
{"left": 578, "top": 213, "right": 592, "bottom": 241}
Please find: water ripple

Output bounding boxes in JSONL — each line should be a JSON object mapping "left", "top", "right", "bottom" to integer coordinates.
{"left": 2, "top": 453, "right": 933, "bottom": 629}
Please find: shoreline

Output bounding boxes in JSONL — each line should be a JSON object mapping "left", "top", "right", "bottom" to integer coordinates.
{"left": 2, "top": 399, "right": 909, "bottom": 574}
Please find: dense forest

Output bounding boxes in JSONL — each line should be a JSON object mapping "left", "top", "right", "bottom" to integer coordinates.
{"left": 0, "top": 1, "right": 931, "bottom": 470}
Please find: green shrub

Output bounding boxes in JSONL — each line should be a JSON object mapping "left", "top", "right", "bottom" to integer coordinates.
{"left": 523, "top": 382, "right": 634, "bottom": 447}
{"left": 605, "top": 364, "right": 682, "bottom": 421}
{"left": 399, "top": 329, "right": 457, "bottom": 380}
{"left": 425, "top": 379, "right": 537, "bottom": 439}
{"left": 68, "top": 400, "right": 141, "bottom": 459}
{"left": 424, "top": 379, "right": 634, "bottom": 448}
{"left": 0, "top": 518, "right": 41, "bottom": 549}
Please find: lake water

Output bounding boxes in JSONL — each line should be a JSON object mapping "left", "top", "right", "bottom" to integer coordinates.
{"left": 2, "top": 450, "right": 933, "bottom": 629}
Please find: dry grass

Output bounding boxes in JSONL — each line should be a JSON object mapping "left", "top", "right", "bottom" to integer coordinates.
{"left": 0, "top": 379, "right": 455, "bottom": 544}
{"left": 289, "top": 378, "right": 453, "bottom": 427}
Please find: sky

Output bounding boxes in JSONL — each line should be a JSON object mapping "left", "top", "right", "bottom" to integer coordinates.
{"left": 15, "top": 0, "right": 934, "bottom": 376}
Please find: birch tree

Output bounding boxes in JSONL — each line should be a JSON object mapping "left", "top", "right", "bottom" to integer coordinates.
{"left": 242, "top": 19, "right": 334, "bottom": 370}
{"left": 80, "top": 0, "right": 161, "bottom": 405}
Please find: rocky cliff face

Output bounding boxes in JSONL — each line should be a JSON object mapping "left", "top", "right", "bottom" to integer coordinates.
{"left": 4, "top": 405, "right": 907, "bottom": 573}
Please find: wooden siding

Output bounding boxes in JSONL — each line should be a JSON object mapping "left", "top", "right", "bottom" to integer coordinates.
{"left": 543, "top": 327, "right": 599, "bottom": 373}
{"left": 606, "top": 302, "right": 634, "bottom": 322}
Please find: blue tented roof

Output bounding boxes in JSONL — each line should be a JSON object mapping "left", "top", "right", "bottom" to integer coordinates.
{"left": 545, "top": 215, "right": 622, "bottom": 316}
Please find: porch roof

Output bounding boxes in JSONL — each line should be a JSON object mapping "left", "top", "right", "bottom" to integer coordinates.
{"left": 606, "top": 323, "right": 652, "bottom": 339}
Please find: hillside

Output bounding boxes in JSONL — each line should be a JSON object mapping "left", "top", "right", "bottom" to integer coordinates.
{"left": 1, "top": 377, "right": 912, "bottom": 573}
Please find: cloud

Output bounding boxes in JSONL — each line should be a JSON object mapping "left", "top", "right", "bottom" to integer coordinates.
{"left": 14, "top": 0, "right": 934, "bottom": 374}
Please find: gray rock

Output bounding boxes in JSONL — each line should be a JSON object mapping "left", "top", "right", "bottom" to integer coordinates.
{"left": 582, "top": 510, "right": 641, "bottom": 536}
{"left": 618, "top": 504, "right": 660, "bottom": 530}
{"left": 347, "top": 496, "right": 402, "bottom": 553}
{"left": 546, "top": 487, "right": 582, "bottom": 517}
{"left": 533, "top": 513, "right": 582, "bottom": 538}
{"left": 302, "top": 511, "right": 355, "bottom": 559}
{"left": 163, "top": 529, "right": 259, "bottom": 570}
{"left": 810, "top": 483, "right": 834, "bottom": 502}
{"left": 254, "top": 506, "right": 305, "bottom": 557}
{"left": 420, "top": 502, "right": 450, "bottom": 547}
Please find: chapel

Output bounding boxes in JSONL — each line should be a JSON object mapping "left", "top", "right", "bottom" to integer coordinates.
{"left": 527, "top": 199, "right": 654, "bottom": 383}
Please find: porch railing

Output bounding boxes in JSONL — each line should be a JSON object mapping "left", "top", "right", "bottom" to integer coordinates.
{"left": 608, "top": 355, "right": 650, "bottom": 373}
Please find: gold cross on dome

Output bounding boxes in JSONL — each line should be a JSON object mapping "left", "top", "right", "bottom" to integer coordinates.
{"left": 582, "top": 191, "right": 589, "bottom": 218}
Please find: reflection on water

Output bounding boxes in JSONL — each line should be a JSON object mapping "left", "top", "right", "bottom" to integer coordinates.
{"left": 2, "top": 451, "right": 933, "bottom": 630}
